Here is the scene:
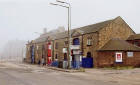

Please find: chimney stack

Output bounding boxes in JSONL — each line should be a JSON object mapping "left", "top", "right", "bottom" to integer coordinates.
{"left": 43, "top": 28, "right": 47, "bottom": 34}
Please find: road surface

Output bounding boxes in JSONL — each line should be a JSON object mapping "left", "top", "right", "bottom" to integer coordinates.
{"left": 0, "top": 62, "right": 117, "bottom": 85}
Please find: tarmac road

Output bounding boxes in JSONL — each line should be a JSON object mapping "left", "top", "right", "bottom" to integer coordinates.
{"left": 0, "top": 62, "right": 118, "bottom": 85}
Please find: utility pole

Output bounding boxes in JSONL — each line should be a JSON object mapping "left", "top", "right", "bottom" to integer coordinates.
{"left": 50, "top": 0, "right": 72, "bottom": 68}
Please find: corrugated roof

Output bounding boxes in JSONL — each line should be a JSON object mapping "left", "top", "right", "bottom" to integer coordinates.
{"left": 98, "top": 38, "right": 140, "bottom": 51}
{"left": 127, "top": 34, "right": 140, "bottom": 40}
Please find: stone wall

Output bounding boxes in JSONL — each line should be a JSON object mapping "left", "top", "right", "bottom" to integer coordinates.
{"left": 52, "top": 33, "right": 99, "bottom": 66}
{"left": 82, "top": 33, "right": 99, "bottom": 67}
{"left": 97, "top": 51, "right": 140, "bottom": 67}
{"left": 53, "top": 38, "right": 68, "bottom": 61}
{"left": 34, "top": 42, "right": 45, "bottom": 64}
{"left": 25, "top": 17, "right": 136, "bottom": 68}
{"left": 98, "top": 18, "right": 135, "bottom": 49}
{"left": 25, "top": 44, "right": 31, "bottom": 63}
{"left": 82, "top": 33, "right": 98, "bottom": 57}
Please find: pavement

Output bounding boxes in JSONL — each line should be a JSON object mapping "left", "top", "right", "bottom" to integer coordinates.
{"left": 0, "top": 61, "right": 140, "bottom": 85}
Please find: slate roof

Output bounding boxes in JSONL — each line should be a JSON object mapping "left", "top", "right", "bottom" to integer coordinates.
{"left": 98, "top": 38, "right": 140, "bottom": 51}
{"left": 127, "top": 34, "right": 140, "bottom": 40}
{"left": 34, "top": 32, "right": 56, "bottom": 43}
{"left": 34, "top": 16, "right": 133, "bottom": 43}
{"left": 77, "top": 20, "right": 112, "bottom": 34}
{"left": 54, "top": 20, "right": 112, "bottom": 39}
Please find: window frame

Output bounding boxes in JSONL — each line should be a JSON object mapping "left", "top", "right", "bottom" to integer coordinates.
{"left": 87, "top": 38, "right": 92, "bottom": 46}
{"left": 134, "top": 41, "right": 139, "bottom": 46}
{"left": 55, "top": 54, "right": 58, "bottom": 59}
{"left": 55, "top": 42, "right": 58, "bottom": 49}
{"left": 64, "top": 41, "right": 68, "bottom": 46}
{"left": 127, "top": 52, "right": 133, "bottom": 57}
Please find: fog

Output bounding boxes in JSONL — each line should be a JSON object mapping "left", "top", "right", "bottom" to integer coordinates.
{"left": 0, "top": 0, "right": 140, "bottom": 60}
{"left": 0, "top": 39, "right": 26, "bottom": 61}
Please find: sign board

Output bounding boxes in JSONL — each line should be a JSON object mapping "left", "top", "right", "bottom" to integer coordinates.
{"left": 83, "top": 56, "right": 86, "bottom": 58}
{"left": 80, "top": 56, "right": 82, "bottom": 61}
{"left": 127, "top": 52, "right": 133, "bottom": 57}
{"left": 70, "top": 55, "right": 72, "bottom": 61}
{"left": 73, "top": 50, "right": 81, "bottom": 55}
{"left": 36, "top": 45, "right": 39, "bottom": 50}
{"left": 70, "top": 45, "right": 80, "bottom": 50}
{"left": 47, "top": 43, "right": 52, "bottom": 57}
{"left": 115, "top": 52, "right": 122, "bottom": 62}
{"left": 63, "top": 48, "right": 67, "bottom": 53}
{"left": 48, "top": 45, "right": 51, "bottom": 49}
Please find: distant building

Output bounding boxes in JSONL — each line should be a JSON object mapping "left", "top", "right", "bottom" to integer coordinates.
{"left": 1, "top": 40, "right": 26, "bottom": 61}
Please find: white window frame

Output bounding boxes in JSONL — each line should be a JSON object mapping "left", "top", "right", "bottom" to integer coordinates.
{"left": 36, "top": 45, "right": 39, "bottom": 50}
{"left": 127, "top": 52, "right": 133, "bottom": 57}
{"left": 87, "top": 38, "right": 92, "bottom": 46}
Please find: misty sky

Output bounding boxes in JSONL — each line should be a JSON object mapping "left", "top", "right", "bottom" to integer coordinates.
{"left": 0, "top": 0, "right": 140, "bottom": 52}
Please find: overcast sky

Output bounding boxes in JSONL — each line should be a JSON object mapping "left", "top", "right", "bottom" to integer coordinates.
{"left": 0, "top": 0, "right": 140, "bottom": 52}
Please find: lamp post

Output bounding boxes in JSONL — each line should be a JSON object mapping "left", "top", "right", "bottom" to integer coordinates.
{"left": 34, "top": 32, "right": 42, "bottom": 35}
{"left": 50, "top": 0, "right": 72, "bottom": 68}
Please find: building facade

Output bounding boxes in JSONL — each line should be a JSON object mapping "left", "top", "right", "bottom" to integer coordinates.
{"left": 26, "top": 16, "right": 137, "bottom": 67}
{"left": 97, "top": 38, "right": 140, "bottom": 67}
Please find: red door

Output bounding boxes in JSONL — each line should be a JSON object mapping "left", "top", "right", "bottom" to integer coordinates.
{"left": 47, "top": 42, "right": 52, "bottom": 65}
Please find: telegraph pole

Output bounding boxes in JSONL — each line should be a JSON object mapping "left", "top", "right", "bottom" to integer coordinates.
{"left": 50, "top": 0, "right": 72, "bottom": 68}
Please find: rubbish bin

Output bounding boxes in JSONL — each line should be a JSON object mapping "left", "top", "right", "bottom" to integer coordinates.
{"left": 51, "top": 61, "right": 58, "bottom": 67}
{"left": 82, "top": 57, "right": 93, "bottom": 68}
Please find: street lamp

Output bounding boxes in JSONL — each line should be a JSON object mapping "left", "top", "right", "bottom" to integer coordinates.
{"left": 50, "top": 0, "right": 72, "bottom": 68}
{"left": 34, "top": 32, "right": 42, "bottom": 35}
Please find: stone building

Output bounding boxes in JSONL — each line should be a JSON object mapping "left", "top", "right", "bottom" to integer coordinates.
{"left": 26, "top": 27, "right": 66, "bottom": 64}
{"left": 127, "top": 34, "right": 140, "bottom": 47}
{"left": 26, "top": 16, "right": 136, "bottom": 67}
{"left": 26, "top": 40, "right": 35, "bottom": 63}
{"left": 97, "top": 38, "right": 140, "bottom": 67}
{"left": 52, "top": 16, "right": 135, "bottom": 67}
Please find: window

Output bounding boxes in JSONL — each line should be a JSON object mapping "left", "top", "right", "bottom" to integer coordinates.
{"left": 55, "top": 42, "right": 58, "bottom": 49}
{"left": 73, "top": 38, "right": 80, "bottom": 45}
{"left": 134, "top": 41, "right": 139, "bottom": 46}
{"left": 64, "top": 41, "right": 68, "bottom": 45}
{"left": 63, "top": 48, "right": 67, "bottom": 53}
{"left": 127, "top": 52, "right": 133, "bottom": 57}
{"left": 87, "top": 52, "right": 92, "bottom": 58}
{"left": 87, "top": 38, "right": 92, "bottom": 46}
{"left": 36, "top": 45, "right": 39, "bottom": 50}
{"left": 55, "top": 54, "right": 58, "bottom": 59}
{"left": 27, "top": 46, "right": 29, "bottom": 51}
